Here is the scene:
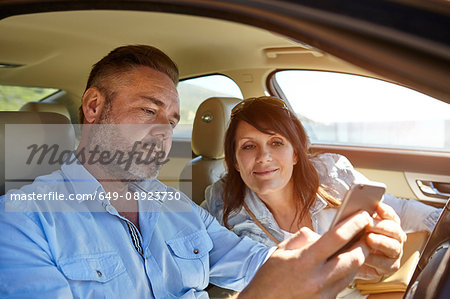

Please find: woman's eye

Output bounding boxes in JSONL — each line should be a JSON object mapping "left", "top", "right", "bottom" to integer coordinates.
{"left": 272, "top": 140, "right": 283, "bottom": 146}
{"left": 242, "top": 144, "right": 255, "bottom": 150}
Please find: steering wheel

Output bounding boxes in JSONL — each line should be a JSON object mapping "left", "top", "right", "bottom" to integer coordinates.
{"left": 404, "top": 199, "right": 450, "bottom": 299}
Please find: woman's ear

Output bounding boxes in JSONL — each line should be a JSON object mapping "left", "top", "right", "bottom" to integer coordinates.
{"left": 82, "top": 87, "right": 106, "bottom": 124}
{"left": 234, "top": 160, "right": 240, "bottom": 172}
{"left": 293, "top": 152, "right": 298, "bottom": 165}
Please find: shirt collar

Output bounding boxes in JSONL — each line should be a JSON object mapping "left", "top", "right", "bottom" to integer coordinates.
{"left": 61, "top": 154, "right": 104, "bottom": 200}
{"left": 60, "top": 154, "right": 167, "bottom": 204}
{"left": 244, "top": 188, "right": 278, "bottom": 223}
{"left": 134, "top": 179, "right": 167, "bottom": 194}
{"left": 310, "top": 194, "right": 328, "bottom": 215}
{"left": 129, "top": 180, "right": 167, "bottom": 212}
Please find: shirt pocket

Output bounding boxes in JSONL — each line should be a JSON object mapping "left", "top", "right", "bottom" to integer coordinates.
{"left": 166, "top": 229, "right": 213, "bottom": 289}
{"left": 58, "top": 251, "right": 136, "bottom": 299}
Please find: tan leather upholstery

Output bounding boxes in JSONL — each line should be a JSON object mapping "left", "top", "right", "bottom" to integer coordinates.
{"left": 191, "top": 97, "right": 242, "bottom": 159}
{"left": 20, "top": 102, "right": 72, "bottom": 121}
{"left": 0, "top": 111, "right": 76, "bottom": 194}
{"left": 180, "top": 97, "right": 242, "bottom": 204}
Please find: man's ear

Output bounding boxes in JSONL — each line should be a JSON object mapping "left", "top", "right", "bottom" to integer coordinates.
{"left": 82, "top": 87, "right": 106, "bottom": 124}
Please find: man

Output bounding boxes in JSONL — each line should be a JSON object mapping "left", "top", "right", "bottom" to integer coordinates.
{"left": 0, "top": 45, "right": 405, "bottom": 298}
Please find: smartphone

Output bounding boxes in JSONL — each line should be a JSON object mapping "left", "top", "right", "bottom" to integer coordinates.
{"left": 327, "top": 181, "right": 386, "bottom": 260}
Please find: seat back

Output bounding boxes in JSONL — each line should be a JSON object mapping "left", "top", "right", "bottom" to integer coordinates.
{"left": 0, "top": 111, "right": 76, "bottom": 194}
{"left": 20, "top": 102, "right": 72, "bottom": 121}
{"left": 179, "top": 97, "right": 241, "bottom": 204}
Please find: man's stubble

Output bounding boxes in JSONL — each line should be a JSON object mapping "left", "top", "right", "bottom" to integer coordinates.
{"left": 87, "top": 100, "right": 164, "bottom": 181}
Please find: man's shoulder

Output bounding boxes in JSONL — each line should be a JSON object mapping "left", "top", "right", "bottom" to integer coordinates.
{"left": 4, "top": 169, "right": 66, "bottom": 196}
{"left": 1, "top": 169, "right": 76, "bottom": 214}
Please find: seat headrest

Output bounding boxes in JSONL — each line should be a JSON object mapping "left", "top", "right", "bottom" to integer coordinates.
{"left": 20, "top": 102, "right": 71, "bottom": 121}
{"left": 0, "top": 111, "right": 71, "bottom": 125}
{"left": 0, "top": 111, "right": 76, "bottom": 194}
{"left": 192, "top": 97, "right": 242, "bottom": 159}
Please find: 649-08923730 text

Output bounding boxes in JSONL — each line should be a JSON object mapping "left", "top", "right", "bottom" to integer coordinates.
{"left": 8, "top": 190, "right": 181, "bottom": 201}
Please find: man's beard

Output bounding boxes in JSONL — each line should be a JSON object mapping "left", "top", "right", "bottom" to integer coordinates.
{"left": 86, "top": 103, "right": 165, "bottom": 181}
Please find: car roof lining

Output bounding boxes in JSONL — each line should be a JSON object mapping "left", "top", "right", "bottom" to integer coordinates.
{"left": 0, "top": 10, "right": 364, "bottom": 91}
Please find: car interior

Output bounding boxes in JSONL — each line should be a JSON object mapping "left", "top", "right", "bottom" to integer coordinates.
{"left": 0, "top": 1, "right": 449, "bottom": 298}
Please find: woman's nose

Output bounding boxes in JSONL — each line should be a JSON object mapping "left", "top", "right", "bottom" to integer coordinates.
{"left": 256, "top": 146, "right": 272, "bottom": 163}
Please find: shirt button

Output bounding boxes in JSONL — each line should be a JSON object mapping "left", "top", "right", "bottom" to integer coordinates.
{"left": 96, "top": 270, "right": 102, "bottom": 277}
{"left": 193, "top": 249, "right": 199, "bottom": 254}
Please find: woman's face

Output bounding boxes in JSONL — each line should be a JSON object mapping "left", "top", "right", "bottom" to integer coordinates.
{"left": 234, "top": 121, "right": 298, "bottom": 198}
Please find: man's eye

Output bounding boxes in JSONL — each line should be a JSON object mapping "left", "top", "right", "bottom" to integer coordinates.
{"left": 142, "top": 108, "right": 155, "bottom": 115}
{"left": 169, "top": 121, "right": 176, "bottom": 128}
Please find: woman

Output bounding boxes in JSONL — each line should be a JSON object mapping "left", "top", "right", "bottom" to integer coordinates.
{"left": 202, "top": 96, "right": 440, "bottom": 283}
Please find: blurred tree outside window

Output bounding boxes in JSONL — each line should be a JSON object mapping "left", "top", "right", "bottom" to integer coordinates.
{"left": 0, "top": 85, "right": 59, "bottom": 110}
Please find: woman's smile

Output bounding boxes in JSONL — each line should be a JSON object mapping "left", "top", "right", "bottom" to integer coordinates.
{"left": 253, "top": 168, "right": 279, "bottom": 177}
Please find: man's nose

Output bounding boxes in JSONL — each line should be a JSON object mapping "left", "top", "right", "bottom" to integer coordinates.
{"left": 148, "top": 124, "right": 172, "bottom": 140}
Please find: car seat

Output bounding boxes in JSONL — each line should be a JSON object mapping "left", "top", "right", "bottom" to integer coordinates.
{"left": 179, "top": 97, "right": 241, "bottom": 205}
{"left": 20, "top": 101, "right": 72, "bottom": 121}
{"left": 0, "top": 111, "right": 76, "bottom": 195}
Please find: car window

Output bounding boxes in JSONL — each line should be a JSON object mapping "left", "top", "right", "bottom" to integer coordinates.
{"left": 175, "top": 74, "right": 243, "bottom": 139}
{"left": 272, "top": 70, "right": 450, "bottom": 152}
{"left": 0, "top": 85, "right": 59, "bottom": 110}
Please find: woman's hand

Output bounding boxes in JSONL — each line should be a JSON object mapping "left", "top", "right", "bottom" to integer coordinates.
{"left": 355, "top": 202, "right": 407, "bottom": 281}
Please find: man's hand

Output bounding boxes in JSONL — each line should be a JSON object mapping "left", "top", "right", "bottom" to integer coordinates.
{"left": 237, "top": 211, "right": 372, "bottom": 299}
{"left": 356, "top": 202, "right": 407, "bottom": 281}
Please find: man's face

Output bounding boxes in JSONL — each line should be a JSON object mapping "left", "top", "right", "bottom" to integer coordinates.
{"left": 88, "top": 66, "right": 180, "bottom": 181}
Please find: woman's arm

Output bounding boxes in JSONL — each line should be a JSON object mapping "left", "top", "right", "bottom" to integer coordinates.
{"left": 314, "top": 153, "right": 440, "bottom": 233}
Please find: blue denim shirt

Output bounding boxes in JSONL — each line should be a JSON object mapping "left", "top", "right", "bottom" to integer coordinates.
{"left": 203, "top": 153, "right": 441, "bottom": 247}
{"left": 0, "top": 159, "right": 272, "bottom": 298}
